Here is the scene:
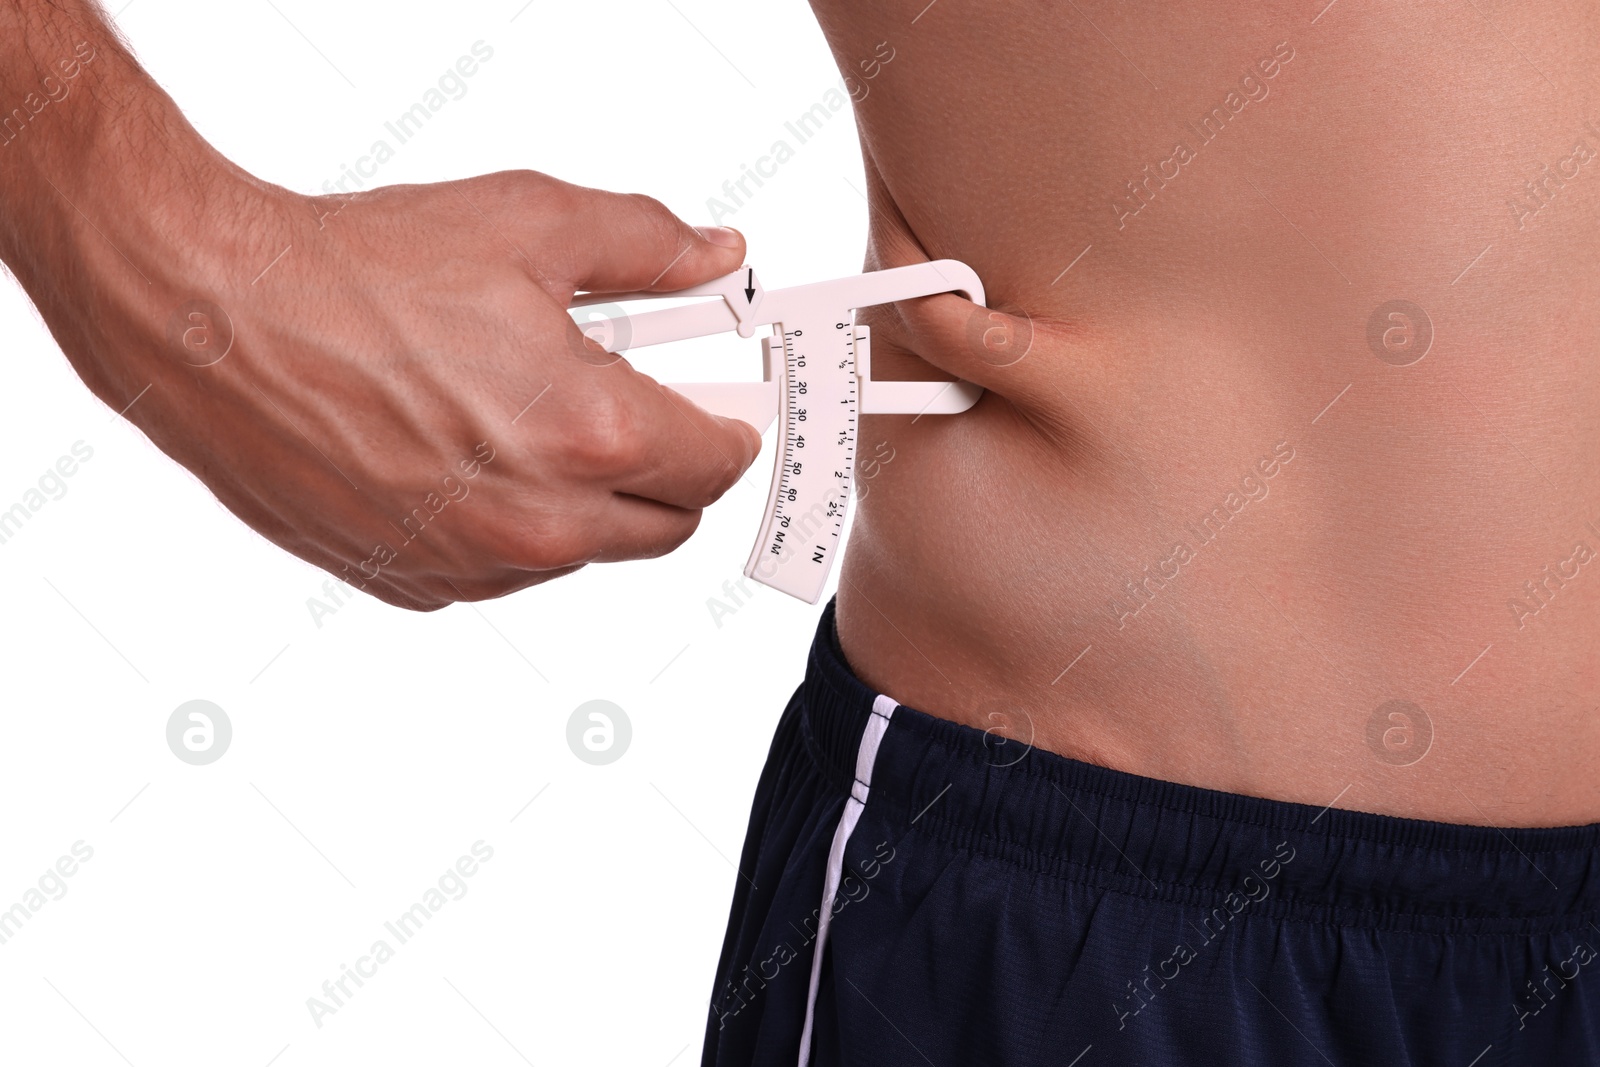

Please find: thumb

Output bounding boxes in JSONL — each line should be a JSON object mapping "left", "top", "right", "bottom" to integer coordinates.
{"left": 558, "top": 184, "right": 745, "bottom": 295}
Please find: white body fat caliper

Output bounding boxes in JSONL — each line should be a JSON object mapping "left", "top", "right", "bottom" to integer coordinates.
{"left": 569, "top": 261, "right": 986, "bottom": 604}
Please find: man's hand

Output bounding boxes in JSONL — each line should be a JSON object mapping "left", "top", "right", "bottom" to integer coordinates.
{"left": 0, "top": 1, "right": 761, "bottom": 610}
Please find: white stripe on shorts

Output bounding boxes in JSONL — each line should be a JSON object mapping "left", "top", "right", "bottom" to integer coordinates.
{"left": 796, "top": 693, "right": 899, "bottom": 1067}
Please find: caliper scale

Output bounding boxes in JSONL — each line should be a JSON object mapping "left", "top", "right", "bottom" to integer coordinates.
{"left": 569, "top": 260, "right": 986, "bottom": 604}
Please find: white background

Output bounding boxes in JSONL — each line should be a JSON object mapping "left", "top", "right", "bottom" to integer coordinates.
{"left": 0, "top": 1, "right": 867, "bottom": 1063}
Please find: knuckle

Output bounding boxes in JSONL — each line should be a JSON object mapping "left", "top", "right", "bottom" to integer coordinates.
{"left": 566, "top": 390, "right": 646, "bottom": 472}
{"left": 625, "top": 191, "right": 670, "bottom": 223}
{"left": 528, "top": 530, "right": 595, "bottom": 571}
{"left": 474, "top": 169, "right": 575, "bottom": 222}
{"left": 532, "top": 173, "right": 581, "bottom": 215}
{"left": 497, "top": 512, "right": 595, "bottom": 571}
{"left": 685, "top": 467, "right": 732, "bottom": 510}
{"left": 689, "top": 442, "right": 748, "bottom": 508}
{"left": 420, "top": 573, "right": 504, "bottom": 605}
{"left": 488, "top": 166, "right": 553, "bottom": 195}
{"left": 645, "top": 511, "right": 702, "bottom": 558}
{"left": 626, "top": 192, "right": 687, "bottom": 258}
{"left": 372, "top": 580, "right": 448, "bottom": 613}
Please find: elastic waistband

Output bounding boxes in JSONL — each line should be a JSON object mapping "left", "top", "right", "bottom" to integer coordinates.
{"left": 800, "top": 600, "right": 1600, "bottom": 934}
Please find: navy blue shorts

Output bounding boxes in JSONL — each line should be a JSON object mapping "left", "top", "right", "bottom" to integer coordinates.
{"left": 703, "top": 600, "right": 1600, "bottom": 1066}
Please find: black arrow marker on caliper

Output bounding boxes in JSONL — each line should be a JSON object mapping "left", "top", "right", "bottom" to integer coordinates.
{"left": 745, "top": 268, "right": 755, "bottom": 302}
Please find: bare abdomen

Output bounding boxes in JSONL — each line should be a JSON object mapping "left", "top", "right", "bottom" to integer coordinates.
{"left": 817, "top": 0, "right": 1600, "bottom": 825}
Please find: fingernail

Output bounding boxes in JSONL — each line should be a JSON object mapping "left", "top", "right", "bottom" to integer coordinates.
{"left": 696, "top": 225, "right": 742, "bottom": 248}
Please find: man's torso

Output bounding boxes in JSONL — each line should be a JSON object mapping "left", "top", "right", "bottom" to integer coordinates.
{"left": 814, "top": 0, "right": 1600, "bottom": 825}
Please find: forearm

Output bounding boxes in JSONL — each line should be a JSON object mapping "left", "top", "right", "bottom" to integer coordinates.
{"left": 0, "top": 3, "right": 760, "bottom": 609}
{"left": 0, "top": 0, "right": 263, "bottom": 401}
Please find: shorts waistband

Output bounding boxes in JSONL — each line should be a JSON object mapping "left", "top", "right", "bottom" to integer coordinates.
{"left": 799, "top": 599, "right": 1600, "bottom": 933}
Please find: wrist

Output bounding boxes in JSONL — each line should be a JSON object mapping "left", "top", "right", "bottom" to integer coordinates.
{"left": 0, "top": 8, "right": 284, "bottom": 401}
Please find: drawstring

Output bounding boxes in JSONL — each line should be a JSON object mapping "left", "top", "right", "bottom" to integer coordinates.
{"left": 796, "top": 693, "right": 899, "bottom": 1066}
